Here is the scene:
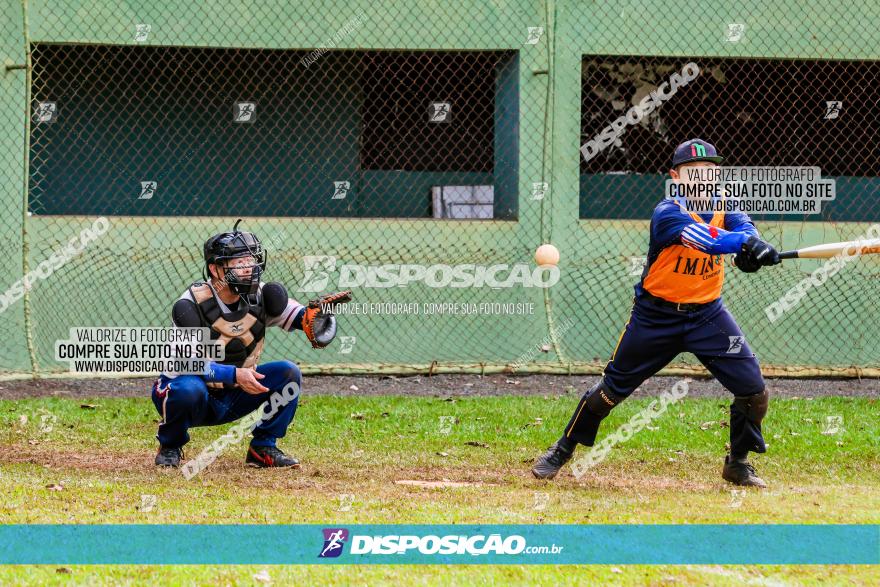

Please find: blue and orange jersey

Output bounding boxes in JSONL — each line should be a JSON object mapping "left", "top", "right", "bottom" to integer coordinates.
{"left": 636, "top": 199, "right": 758, "bottom": 304}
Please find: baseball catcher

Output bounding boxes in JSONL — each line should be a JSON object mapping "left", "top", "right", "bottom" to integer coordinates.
{"left": 150, "top": 220, "right": 351, "bottom": 469}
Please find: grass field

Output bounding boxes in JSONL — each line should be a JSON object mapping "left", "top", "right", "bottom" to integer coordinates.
{"left": 0, "top": 391, "right": 878, "bottom": 585}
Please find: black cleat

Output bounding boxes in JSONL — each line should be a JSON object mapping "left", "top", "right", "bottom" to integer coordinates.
{"left": 532, "top": 442, "right": 574, "bottom": 480}
{"left": 246, "top": 445, "right": 301, "bottom": 469}
{"left": 155, "top": 446, "right": 183, "bottom": 468}
{"left": 722, "top": 455, "right": 767, "bottom": 488}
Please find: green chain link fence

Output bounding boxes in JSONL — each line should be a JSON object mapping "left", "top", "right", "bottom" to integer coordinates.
{"left": 1, "top": 0, "right": 879, "bottom": 379}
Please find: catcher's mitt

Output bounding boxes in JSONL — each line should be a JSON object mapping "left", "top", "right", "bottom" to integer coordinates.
{"left": 302, "top": 290, "right": 353, "bottom": 349}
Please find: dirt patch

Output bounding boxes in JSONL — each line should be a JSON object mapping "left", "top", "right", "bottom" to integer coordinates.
{"left": 0, "top": 443, "right": 154, "bottom": 475}
{"left": 2, "top": 373, "right": 879, "bottom": 400}
{"left": 0, "top": 443, "right": 516, "bottom": 492}
{"left": 394, "top": 479, "right": 488, "bottom": 488}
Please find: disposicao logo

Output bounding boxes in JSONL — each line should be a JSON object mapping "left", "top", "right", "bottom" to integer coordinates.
{"left": 319, "top": 528, "right": 349, "bottom": 558}
{"left": 317, "top": 530, "right": 564, "bottom": 558}
{"left": 347, "top": 534, "right": 527, "bottom": 556}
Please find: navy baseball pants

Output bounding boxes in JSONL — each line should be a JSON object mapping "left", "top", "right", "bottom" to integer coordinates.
{"left": 604, "top": 296, "right": 765, "bottom": 397}
{"left": 564, "top": 295, "right": 767, "bottom": 458}
{"left": 151, "top": 360, "right": 302, "bottom": 449}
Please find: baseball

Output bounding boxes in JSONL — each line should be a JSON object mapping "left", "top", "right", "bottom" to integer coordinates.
{"left": 534, "top": 243, "right": 560, "bottom": 266}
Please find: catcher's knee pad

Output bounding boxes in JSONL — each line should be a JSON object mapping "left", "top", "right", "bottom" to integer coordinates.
{"left": 563, "top": 382, "right": 628, "bottom": 446}
{"left": 732, "top": 388, "right": 769, "bottom": 425}
{"left": 280, "top": 360, "right": 302, "bottom": 386}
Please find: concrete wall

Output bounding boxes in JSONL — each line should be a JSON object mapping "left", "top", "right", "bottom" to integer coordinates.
{"left": 1, "top": 0, "right": 878, "bottom": 376}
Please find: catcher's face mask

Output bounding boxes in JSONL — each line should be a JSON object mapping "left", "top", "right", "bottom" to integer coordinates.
{"left": 217, "top": 255, "right": 261, "bottom": 295}
{"left": 204, "top": 221, "right": 267, "bottom": 296}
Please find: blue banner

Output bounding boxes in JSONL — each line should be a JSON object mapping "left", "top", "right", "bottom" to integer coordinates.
{"left": 1, "top": 525, "right": 877, "bottom": 565}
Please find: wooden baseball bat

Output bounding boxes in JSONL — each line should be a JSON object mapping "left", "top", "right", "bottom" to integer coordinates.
{"left": 778, "top": 238, "right": 880, "bottom": 260}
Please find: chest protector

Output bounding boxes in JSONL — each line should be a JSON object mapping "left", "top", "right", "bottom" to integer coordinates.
{"left": 642, "top": 209, "right": 726, "bottom": 304}
{"left": 188, "top": 282, "right": 267, "bottom": 369}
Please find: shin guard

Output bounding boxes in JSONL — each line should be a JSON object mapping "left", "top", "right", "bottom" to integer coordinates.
{"left": 563, "top": 382, "right": 628, "bottom": 446}
{"left": 730, "top": 389, "right": 769, "bottom": 457}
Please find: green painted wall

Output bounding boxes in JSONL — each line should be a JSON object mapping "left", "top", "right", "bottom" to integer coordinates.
{"left": 1, "top": 0, "right": 878, "bottom": 376}
{"left": 0, "top": 0, "right": 31, "bottom": 373}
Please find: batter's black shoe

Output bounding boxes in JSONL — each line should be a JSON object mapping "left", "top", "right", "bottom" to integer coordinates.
{"left": 155, "top": 446, "right": 183, "bottom": 468}
{"left": 722, "top": 455, "right": 767, "bottom": 488}
{"left": 246, "top": 445, "right": 301, "bottom": 469}
{"left": 532, "top": 442, "right": 574, "bottom": 480}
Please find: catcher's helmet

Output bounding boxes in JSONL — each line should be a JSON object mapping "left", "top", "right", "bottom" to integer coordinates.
{"left": 203, "top": 219, "right": 267, "bottom": 296}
